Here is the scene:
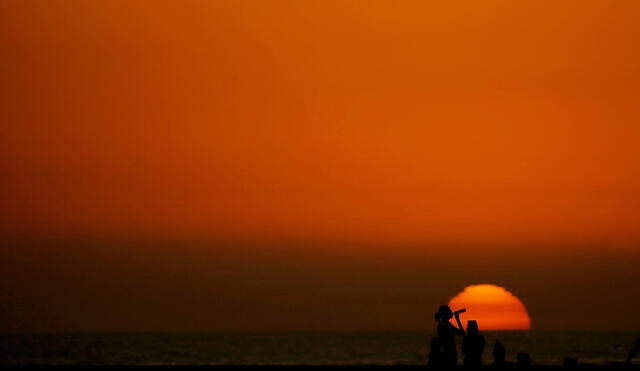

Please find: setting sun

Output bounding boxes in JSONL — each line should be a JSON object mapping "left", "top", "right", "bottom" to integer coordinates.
{"left": 449, "top": 284, "right": 531, "bottom": 330}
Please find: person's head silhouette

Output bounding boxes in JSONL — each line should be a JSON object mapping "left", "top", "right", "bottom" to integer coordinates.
{"left": 434, "top": 305, "right": 454, "bottom": 322}
{"left": 467, "top": 320, "right": 479, "bottom": 335}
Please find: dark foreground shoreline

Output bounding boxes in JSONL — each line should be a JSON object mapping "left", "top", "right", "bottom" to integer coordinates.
{"left": 3, "top": 365, "right": 640, "bottom": 370}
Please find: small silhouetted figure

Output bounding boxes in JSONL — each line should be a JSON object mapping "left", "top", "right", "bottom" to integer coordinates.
{"left": 428, "top": 337, "right": 443, "bottom": 367}
{"left": 435, "top": 305, "right": 465, "bottom": 367}
{"left": 462, "top": 320, "right": 485, "bottom": 367}
{"left": 563, "top": 356, "right": 578, "bottom": 368}
{"left": 516, "top": 352, "right": 531, "bottom": 368}
{"left": 492, "top": 339, "right": 506, "bottom": 367}
{"left": 626, "top": 336, "right": 640, "bottom": 364}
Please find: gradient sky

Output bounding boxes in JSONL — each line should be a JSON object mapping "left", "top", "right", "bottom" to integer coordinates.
{"left": 1, "top": 0, "right": 639, "bottom": 332}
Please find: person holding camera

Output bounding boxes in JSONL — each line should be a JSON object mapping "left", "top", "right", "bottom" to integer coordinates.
{"left": 434, "top": 305, "right": 466, "bottom": 366}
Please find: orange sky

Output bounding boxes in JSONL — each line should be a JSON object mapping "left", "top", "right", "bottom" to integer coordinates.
{"left": 1, "top": 1, "right": 639, "bottom": 332}
{"left": 2, "top": 0, "right": 640, "bottom": 245}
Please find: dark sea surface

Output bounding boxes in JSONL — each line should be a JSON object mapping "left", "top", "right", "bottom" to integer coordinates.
{"left": 1, "top": 331, "right": 638, "bottom": 366}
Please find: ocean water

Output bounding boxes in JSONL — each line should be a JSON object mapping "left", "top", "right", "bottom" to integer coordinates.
{"left": 1, "top": 331, "right": 637, "bottom": 366}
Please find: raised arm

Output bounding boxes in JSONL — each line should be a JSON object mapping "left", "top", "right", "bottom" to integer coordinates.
{"left": 454, "top": 313, "right": 465, "bottom": 336}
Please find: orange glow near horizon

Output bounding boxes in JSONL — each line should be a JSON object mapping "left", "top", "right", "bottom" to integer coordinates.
{"left": 449, "top": 284, "right": 532, "bottom": 330}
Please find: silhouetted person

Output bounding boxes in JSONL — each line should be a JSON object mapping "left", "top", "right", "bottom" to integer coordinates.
{"left": 428, "top": 336, "right": 443, "bottom": 367}
{"left": 434, "top": 305, "right": 465, "bottom": 367}
{"left": 492, "top": 339, "right": 506, "bottom": 367}
{"left": 462, "top": 320, "right": 485, "bottom": 367}
{"left": 626, "top": 336, "right": 640, "bottom": 364}
{"left": 516, "top": 352, "right": 531, "bottom": 368}
{"left": 563, "top": 356, "right": 578, "bottom": 368}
